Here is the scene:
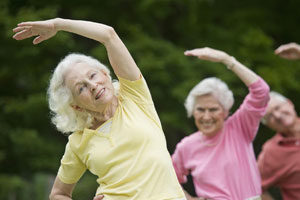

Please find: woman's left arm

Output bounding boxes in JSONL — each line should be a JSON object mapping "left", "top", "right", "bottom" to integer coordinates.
{"left": 13, "top": 18, "right": 140, "bottom": 81}
{"left": 184, "top": 47, "right": 259, "bottom": 86}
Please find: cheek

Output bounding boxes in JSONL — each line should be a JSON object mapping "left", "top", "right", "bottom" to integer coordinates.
{"left": 75, "top": 93, "right": 91, "bottom": 105}
{"left": 216, "top": 112, "right": 225, "bottom": 121}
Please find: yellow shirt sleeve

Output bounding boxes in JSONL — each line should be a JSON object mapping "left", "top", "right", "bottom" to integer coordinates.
{"left": 57, "top": 142, "right": 87, "bottom": 184}
{"left": 118, "top": 75, "right": 153, "bottom": 104}
{"left": 118, "top": 75, "right": 162, "bottom": 129}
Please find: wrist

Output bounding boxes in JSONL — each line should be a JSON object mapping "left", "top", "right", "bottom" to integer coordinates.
{"left": 223, "top": 56, "right": 237, "bottom": 70}
{"left": 54, "top": 18, "right": 64, "bottom": 31}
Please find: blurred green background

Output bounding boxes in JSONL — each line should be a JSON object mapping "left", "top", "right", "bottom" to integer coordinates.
{"left": 1, "top": 0, "right": 300, "bottom": 199}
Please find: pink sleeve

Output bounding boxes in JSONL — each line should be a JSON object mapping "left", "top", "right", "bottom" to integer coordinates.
{"left": 172, "top": 142, "right": 189, "bottom": 184}
{"left": 228, "top": 78, "right": 270, "bottom": 143}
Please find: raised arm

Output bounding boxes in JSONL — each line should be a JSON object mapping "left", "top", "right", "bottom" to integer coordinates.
{"left": 274, "top": 42, "right": 300, "bottom": 60}
{"left": 12, "top": 18, "right": 140, "bottom": 81}
{"left": 184, "top": 47, "right": 259, "bottom": 86}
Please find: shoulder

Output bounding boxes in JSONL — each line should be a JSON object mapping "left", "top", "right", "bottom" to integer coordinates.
{"left": 67, "top": 130, "right": 87, "bottom": 150}
{"left": 176, "top": 131, "right": 200, "bottom": 150}
{"left": 68, "top": 130, "right": 83, "bottom": 141}
{"left": 118, "top": 75, "right": 153, "bottom": 104}
{"left": 262, "top": 134, "right": 279, "bottom": 152}
{"left": 259, "top": 134, "right": 281, "bottom": 162}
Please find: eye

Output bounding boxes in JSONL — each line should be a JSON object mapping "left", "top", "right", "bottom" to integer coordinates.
{"left": 79, "top": 87, "right": 83, "bottom": 93}
{"left": 90, "top": 73, "right": 96, "bottom": 79}
{"left": 78, "top": 84, "right": 87, "bottom": 94}
{"left": 209, "top": 108, "right": 219, "bottom": 112}
{"left": 196, "top": 107, "right": 205, "bottom": 112}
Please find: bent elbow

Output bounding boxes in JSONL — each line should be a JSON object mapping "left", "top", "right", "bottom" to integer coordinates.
{"left": 104, "top": 26, "right": 119, "bottom": 44}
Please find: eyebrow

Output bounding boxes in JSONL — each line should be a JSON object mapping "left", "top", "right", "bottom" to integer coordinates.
{"left": 73, "top": 69, "right": 96, "bottom": 87}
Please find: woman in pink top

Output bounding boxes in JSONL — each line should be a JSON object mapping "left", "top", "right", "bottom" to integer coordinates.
{"left": 172, "top": 47, "right": 270, "bottom": 200}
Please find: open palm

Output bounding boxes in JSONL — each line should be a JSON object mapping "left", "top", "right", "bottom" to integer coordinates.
{"left": 184, "top": 47, "right": 229, "bottom": 63}
{"left": 13, "top": 19, "right": 57, "bottom": 44}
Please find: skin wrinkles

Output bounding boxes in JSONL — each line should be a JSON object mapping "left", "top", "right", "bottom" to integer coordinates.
{"left": 64, "top": 62, "right": 116, "bottom": 113}
{"left": 193, "top": 94, "right": 228, "bottom": 137}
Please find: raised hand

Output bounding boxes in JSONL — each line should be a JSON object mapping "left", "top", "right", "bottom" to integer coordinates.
{"left": 275, "top": 42, "right": 300, "bottom": 60}
{"left": 12, "top": 19, "right": 58, "bottom": 44}
{"left": 184, "top": 46, "right": 259, "bottom": 86}
{"left": 184, "top": 47, "right": 230, "bottom": 64}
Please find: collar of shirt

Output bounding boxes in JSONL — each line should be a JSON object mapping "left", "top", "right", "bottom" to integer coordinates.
{"left": 276, "top": 133, "right": 300, "bottom": 147}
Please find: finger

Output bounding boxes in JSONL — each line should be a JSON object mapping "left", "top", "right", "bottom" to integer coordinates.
{"left": 18, "top": 21, "right": 40, "bottom": 27}
{"left": 12, "top": 29, "right": 33, "bottom": 40}
{"left": 184, "top": 49, "right": 201, "bottom": 56}
{"left": 275, "top": 46, "right": 286, "bottom": 54}
{"left": 184, "top": 51, "right": 193, "bottom": 56}
{"left": 275, "top": 44, "right": 294, "bottom": 54}
{"left": 13, "top": 26, "right": 32, "bottom": 33}
{"left": 18, "top": 21, "right": 49, "bottom": 29}
{"left": 33, "top": 35, "right": 44, "bottom": 44}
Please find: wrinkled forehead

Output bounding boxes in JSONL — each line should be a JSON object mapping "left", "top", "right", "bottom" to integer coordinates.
{"left": 63, "top": 63, "right": 98, "bottom": 86}
{"left": 195, "top": 94, "right": 223, "bottom": 108}
{"left": 266, "top": 97, "right": 287, "bottom": 114}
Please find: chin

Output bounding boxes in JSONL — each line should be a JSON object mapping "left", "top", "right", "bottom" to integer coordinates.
{"left": 202, "top": 130, "right": 218, "bottom": 137}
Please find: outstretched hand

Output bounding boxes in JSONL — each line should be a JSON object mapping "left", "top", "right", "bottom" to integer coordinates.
{"left": 184, "top": 47, "right": 230, "bottom": 64}
{"left": 274, "top": 42, "right": 300, "bottom": 60}
{"left": 12, "top": 19, "right": 58, "bottom": 44}
{"left": 93, "top": 194, "right": 104, "bottom": 200}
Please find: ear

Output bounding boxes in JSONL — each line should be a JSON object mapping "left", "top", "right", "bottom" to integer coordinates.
{"left": 70, "top": 104, "right": 84, "bottom": 112}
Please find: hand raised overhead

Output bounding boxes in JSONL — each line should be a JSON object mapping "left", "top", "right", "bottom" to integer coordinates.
{"left": 13, "top": 19, "right": 58, "bottom": 44}
{"left": 275, "top": 42, "right": 300, "bottom": 60}
{"left": 184, "top": 47, "right": 231, "bottom": 64}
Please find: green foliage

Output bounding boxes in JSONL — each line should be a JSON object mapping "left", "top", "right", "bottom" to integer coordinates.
{"left": 1, "top": 0, "right": 299, "bottom": 199}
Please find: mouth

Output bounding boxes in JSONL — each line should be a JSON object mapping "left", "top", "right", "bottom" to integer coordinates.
{"left": 95, "top": 88, "right": 105, "bottom": 100}
{"left": 200, "top": 121, "right": 215, "bottom": 128}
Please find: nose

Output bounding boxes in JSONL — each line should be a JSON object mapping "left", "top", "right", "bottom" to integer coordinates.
{"left": 273, "top": 110, "right": 281, "bottom": 119}
{"left": 202, "top": 110, "right": 211, "bottom": 120}
{"left": 88, "top": 80, "right": 97, "bottom": 93}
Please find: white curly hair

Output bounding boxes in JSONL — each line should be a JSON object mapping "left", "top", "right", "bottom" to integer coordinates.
{"left": 184, "top": 77, "right": 234, "bottom": 117}
{"left": 47, "top": 53, "right": 119, "bottom": 135}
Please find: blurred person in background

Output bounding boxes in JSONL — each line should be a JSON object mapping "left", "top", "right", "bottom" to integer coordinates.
{"left": 172, "top": 47, "right": 270, "bottom": 200}
{"left": 258, "top": 43, "right": 300, "bottom": 200}
{"left": 13, "top": 18, "right": 186, "bottom": 200}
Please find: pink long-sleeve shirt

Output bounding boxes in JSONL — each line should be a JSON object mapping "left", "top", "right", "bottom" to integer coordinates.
{"left": 172, "top": 78, "right": 270, "bottom": 200}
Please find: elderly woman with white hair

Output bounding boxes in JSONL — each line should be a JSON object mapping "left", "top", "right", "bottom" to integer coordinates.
{"left": 13, "top": 18, "right": 186, "bottom": 200}
{"left": 172, "top": 47, "right": 270, "bottom": 200}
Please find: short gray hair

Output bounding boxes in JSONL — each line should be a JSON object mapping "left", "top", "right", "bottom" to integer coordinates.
{"left": 261, "top": 91, "right": 288, "bottom": 124}
{"left": 184, "top": 77, "right": 234, "bottom": 117}
{"left": 47, "top": 53, "right": 119, "bottom": 135}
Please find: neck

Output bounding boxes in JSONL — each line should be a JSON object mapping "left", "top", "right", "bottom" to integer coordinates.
{"left": 90, "top": 96, "right": 118, "bottom": 129}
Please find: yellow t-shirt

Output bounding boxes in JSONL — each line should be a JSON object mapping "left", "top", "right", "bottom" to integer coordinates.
{"left": 57, "top": 76, "right": 185, "bottom": 200}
